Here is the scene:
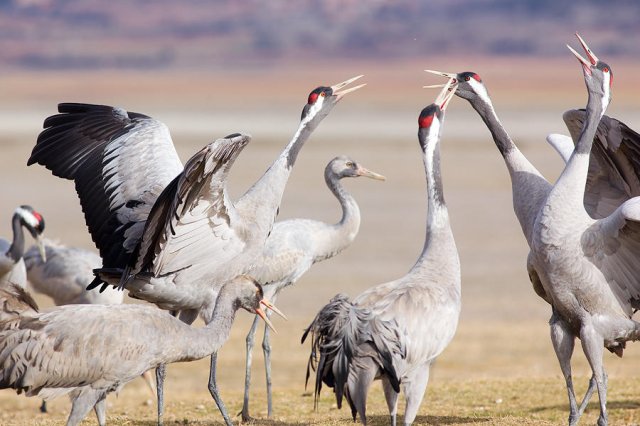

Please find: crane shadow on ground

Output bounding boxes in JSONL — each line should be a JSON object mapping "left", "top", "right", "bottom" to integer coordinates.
{"left": 365, "top": 414, "right": 490, "bottom": 425}
{"left": 529, "top": 399, "right": 640, "bottom": 414}
{"left": 126, "top": 420, "right": 312, "bottom": 426}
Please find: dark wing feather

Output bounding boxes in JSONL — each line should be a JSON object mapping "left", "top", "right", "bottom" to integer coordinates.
{"left": 130, "top": 133, "right": 251, "bottom": 277}
{"left": 563, "top": 110, "right": 640, "bottom": 218}
{"left": 29, "top": 103, "right": 183, "bottom": 270}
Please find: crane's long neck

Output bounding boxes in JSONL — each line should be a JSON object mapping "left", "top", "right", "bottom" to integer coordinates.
{"left": 176, "top": 289, "right": 242, "bottom": 362}
{"left": 553, "top": 89, "right": 605, "bottom": 206}
{"left": 7, "top": 214, "right": 25, "bottom": 263}
{"left": 237, "top": 118, "right": 320, "bottom": 235}
{"left": 317, "top": 173, "right": 361, "bottom": 261}
{"left": 412, "top": 124, "right": 455, "bottom": 273}
{"left": 468, "top": 94, "right": 551, "bottom": 243}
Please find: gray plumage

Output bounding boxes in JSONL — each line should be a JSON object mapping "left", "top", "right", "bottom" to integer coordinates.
{"left": 24, "top": 239, "right": 122, "bottom": 306}
{"left": 241, "top": 155, "right": 385, "bottom": 420}
{"left": 28, "top": 76, "right": 363, "bottom": 426}
{"left": 303, "top": 83, "right": 461, "bottom": 426}
{"left": 0, "top": 206, "right": 46, "bottom": 289}
{"left": 429, "top": 35, "right": 637, "bottom": 425}
{"left": 0, "top": 283, "right": 39, "bottom": 328}
{"left": 0, "top": 275, "right": 271, "bottom": 426}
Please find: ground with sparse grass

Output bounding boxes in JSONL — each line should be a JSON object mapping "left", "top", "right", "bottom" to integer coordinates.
{"left": 1, "top": 60, "right": 640, "bottom": 424}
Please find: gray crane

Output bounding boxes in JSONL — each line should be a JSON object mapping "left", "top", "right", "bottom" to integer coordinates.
{"left": 24, "top": 239, "right": 122, "bottom": 306}
{"left": 27, "top": 75, "right": 364, "bottom": 425}
{"left": 0, "top": 206, "right": 46, "bottom": 288}
{"left": 241, "top": 155, "right": 385, "bottom": 421}
{"left": 303, "top": 81, "right": 460, "bottom": 426}
{"left": 427, "top": 35, "right": 637, "bottom": 425}
{"left": 0, "top": 275, "right": 281, "bottom": 426}
{"left": 23, "top": 239, "right": 156, "bottom": 413}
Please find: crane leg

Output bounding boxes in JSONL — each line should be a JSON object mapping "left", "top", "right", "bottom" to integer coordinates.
{"left": 67, "top": 388, "right": 102, "bottom": 426}
{"left": 208, "top": 352, "right": 234, "bottom": 426}
{"left": 580, "top": 323, "right": 608, "bottom": 426}
{"left": 402, "top": 363, "right": 430, "bottom": 426}
{"left": 382, "top": 376, "right": 400, "bottom": 426}
{"left": 241, "top": 315, "right": 260, "bottom": 422}
{"left": 262, "top": 310, "right": 274, "bottom": 417}
{"left": 550, "top": 312, "right": 581, "bottom": 426}
{"left": 93, "top": 395, "right": 107, "bottom": 426}
{"left": 156, "top": 364, "right": 166, "bottom": 426}
{"left": 382, "top": 376, "right": 399, "bottom": 426}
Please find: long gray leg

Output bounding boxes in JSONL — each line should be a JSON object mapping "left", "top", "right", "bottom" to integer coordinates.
{"left": 93, "top": 395, "right": 107, "bottom": 426}
{"left": 402, "top": 364, "right": 430, "bottom": 426}
{"left": 241, "top": 315, "right": 261, "bottom": 422}
{"left": 549, "top": 313, "right": 581, "bottom": 426}
{"left": 66, "top": 389, "right": 102, "bottom": 426}
{"left": 156, "top": 364, "right": 166, "bottom": 426}
{"left": 208, "top": 352, "right": 233, "bottom": 426}
{"left": 382, "top": 376, "right": 400, "bottom": 426}
{"left": 262, "top": 310, "right": 274, "bottom": 417}
{"left": 580, "top": 324, "right": 607, "bottom": 426}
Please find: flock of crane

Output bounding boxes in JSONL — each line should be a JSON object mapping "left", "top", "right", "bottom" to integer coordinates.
{"left": 0, "top": 33, "right": 639, "bottom": 426}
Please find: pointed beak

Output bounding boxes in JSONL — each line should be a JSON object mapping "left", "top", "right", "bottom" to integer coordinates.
{"left": 435, "top": 78, "right": 458, "bottom": 111}
{"left": 424, "top": 69, "right": 458, "bottom": 89}
{"left": 331, "top": 75, "right": 366, "bottom": 100}
{"left": 356, "top": 166, "right": 386, "bottom": 181}
{"left": 256, "top": 307, "right": 276, "bottom": 333}
{"left": 260, "top": 299, "right": 287, "bottom": 320}
{"left": 36, "top": 235, "right": 46, "bottom": 262}
{"left": 567, "top": 33, "right": 598, "bottom": 76}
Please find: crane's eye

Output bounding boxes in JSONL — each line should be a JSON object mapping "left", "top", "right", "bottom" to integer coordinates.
{"left": 346, "top": 162, "right": 354, "bottom": 167}
{"left": 465, "top": 76, "right": 471, "bottom": 81}
{"left": 320, "top": 92, "right": 326, "bottom": 97}
{"left": 603, "top": 67, "right": 609, "bottom": 73}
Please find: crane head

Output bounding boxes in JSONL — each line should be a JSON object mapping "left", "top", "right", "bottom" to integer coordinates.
{"left": 229, "top": 275, "right": 286, "bottom": 333}
{"left": 567, "top": 33, "right": 613, "bottom": 111}
{"left": 425, "top": 69, "right": 490, "bottom": 104}
{"left": 418, "top": 79, "right": 457, "bottom": 151}
{"left": 15, "top": 205, "right": 46, "bottom": 262}
{"left": 326, "top": 155, "right": 386, "bottom": 181}
{"left": 300, "top": 75, "right": 365, "bottom": 123}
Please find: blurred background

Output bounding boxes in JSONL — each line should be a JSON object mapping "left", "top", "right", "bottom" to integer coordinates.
{"left": 1, "top": 0, "right": 640, "bottom": 422}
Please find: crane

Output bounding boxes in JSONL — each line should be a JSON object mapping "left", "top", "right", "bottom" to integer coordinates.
{"left": 303, "top": 80, "right": 460, "bottom": 426}
{"left": 0, "top": 275, "right": 281, "bottom": 426}
{"left": 241, "top": 155, "right": 385, "bottom": 420}
{"left": 28, "top": 75, "right": 364, "bottom": 425}
{"left": 0, "top": 206, "right": 46, "bottom": 289}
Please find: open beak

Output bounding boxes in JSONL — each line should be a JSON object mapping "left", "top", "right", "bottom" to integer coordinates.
{"left": 256, "top": 307, "right": 276, "bottom": 333}
{"left": 260, "top": 299, "right": 287, "bottom": 320}
{"left": 567, "top": 33, "right": 598, "bottom": 75}
{"left": 36, "top": 235, "right": 46, "bottom": 262}
{"left": 331, "top": 75, "right": 366, "bottom": 100}
{"left": 435, "top": 78, "right": 458, "bottom": 111}
{"left": 424, "top": 69, "right": 458, "bottom": 88}
{"left": 356, "top": 166, "right": 386, "bottom": 181}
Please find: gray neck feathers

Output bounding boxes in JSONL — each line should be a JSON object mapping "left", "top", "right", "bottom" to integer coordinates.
{"left": 574, "top": 92, "right": 604, "bottom": 155}
{"left": 471, "top": 97, "right": 514, "bottom": 157}
{"left": 322, "top": 172, "right": 361, "bottom": 257}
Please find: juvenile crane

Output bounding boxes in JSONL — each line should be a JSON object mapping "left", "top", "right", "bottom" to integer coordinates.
{"left": 28, "top": 75, "right": 364, "bottom": 425}
{"left": 23, "top": 239, "right": 156, "bottom": 413}
{"left": 0, "top": 206, "right": 46, "bottom": 288}
{"left": 241, "top": 155, "right": 385, "bottom": 420}
{"left": 0, "top": 275, "right": 281, "bottom": 426}
{"left": 303, "top": 81, "right": 460, "bottom": 426}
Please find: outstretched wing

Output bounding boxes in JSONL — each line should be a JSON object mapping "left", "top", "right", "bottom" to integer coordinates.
{"left": 562, "top": 110, "right": 640, "bottom": 219}
{"left": 131, "top": 133, "right": 252, "bottom": 277}
{"left": 583, "top": 197, "right": 640, "bottom": 312}
{"left": 29, "top": 103, "right": 183, "bottom": 270}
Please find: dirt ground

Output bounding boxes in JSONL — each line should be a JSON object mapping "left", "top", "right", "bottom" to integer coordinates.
{"left": 1, "top": 57, "right": 640, "bottom": 424}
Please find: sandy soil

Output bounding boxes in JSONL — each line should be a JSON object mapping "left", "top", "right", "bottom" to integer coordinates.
{"left": 1, "top": 58, "right": 640, "bottom": 424}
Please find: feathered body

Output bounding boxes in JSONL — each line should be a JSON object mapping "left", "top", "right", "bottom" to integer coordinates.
{"left": 304, "top": 86, "right": 460, "bottom": 426}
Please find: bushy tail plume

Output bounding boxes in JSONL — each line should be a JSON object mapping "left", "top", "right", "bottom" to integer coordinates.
{"left": 302, "top": 294, "right": 404, "bottom": 414}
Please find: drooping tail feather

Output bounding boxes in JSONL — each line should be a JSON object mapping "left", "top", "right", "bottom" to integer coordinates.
{"left": 302, "top": 294, "right": 404, "bottom": 415}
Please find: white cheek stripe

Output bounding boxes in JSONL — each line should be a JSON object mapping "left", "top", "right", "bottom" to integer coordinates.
{"left": 15, "top": 207, "right": 39, "bottom": 228}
